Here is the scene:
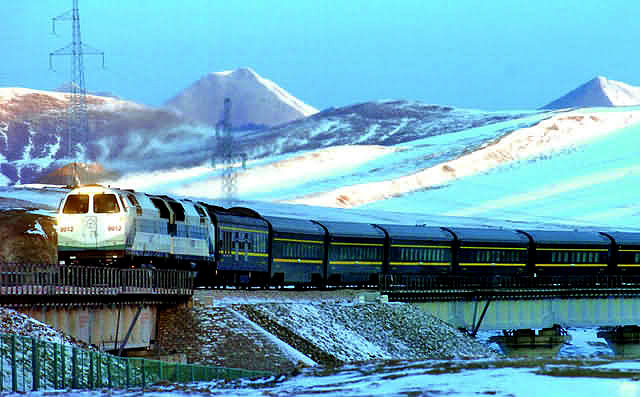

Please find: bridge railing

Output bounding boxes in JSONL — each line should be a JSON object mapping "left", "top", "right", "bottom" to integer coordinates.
{"left": 0, "top": 332, "right": 271, "bottom": 392}
{"left": 0, "top": 264, "right": 194, "bottom": 296}
{"left": 380, "top": 273, "right": 640, "bottom": 292}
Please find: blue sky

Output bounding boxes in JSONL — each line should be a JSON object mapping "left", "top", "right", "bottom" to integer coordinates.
{"left": 3, "top": 0, "right": 639, "bottom": 111}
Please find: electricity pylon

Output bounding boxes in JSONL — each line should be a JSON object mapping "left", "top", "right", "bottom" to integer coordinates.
{"left": 49, "top": 0, "right": 104, "bottom": 186}
{"left": 214, "top": 98, "right": 247, "bottom": 205}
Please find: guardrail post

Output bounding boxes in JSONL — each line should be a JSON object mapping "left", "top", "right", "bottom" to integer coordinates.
{"left": 96, "top": 351, "right": 102, "bottom": 388}
{"left": 11, "top": 334, "right": 17, "bottom": 392}
{"left": 125, "top": 359, "right": 130, "bottom": 388}
{"left": 71, "top": 347, "right": 78, "bottom": 389}
{"left": 88, "top": 351, "right": 94, "bottom": 389}
{"left": 107, "top": 356, "right": 112, "bottom": 389}
{"left": 53, "top": 343, "right": 58, "bottom": 389}
{"left": 141, "top": 359, "right": 145, "bottom": 390}
{"left": 32, "top": 338, "right": 40, "bottom": 391}
{"left": 61, "top": 342, "right": 66, "bottom": 389}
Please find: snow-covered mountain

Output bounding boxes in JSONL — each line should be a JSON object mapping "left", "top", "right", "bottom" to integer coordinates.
{"left": 543, "top": 76, "right": 640, "bottom": 109}
{"left": 0, "top": 88, "right": 524, "bottom": 185}
{"left": 165, "top": 67, "right": 318, "bottom": 128}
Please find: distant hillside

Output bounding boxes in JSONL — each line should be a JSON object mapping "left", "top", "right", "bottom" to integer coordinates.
{"left": 0, "top": 87, "right": 203, "bottom": 185}
{"left": 238, "top": 100, "right": 532, "bottom": 159}
{"left": 165, "top": 67, "right": 318, "bottom": 128}
{"left": 542, "top": 76, "right": 640, "bottom": 109}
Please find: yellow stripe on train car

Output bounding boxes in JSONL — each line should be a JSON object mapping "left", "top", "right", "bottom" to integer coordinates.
{"left": 274, "top": 258, "right": 323, "bottom": 264}
{"left": 460, "top": 263, "right": 527, "bottom": 267}
{"left": 222, "top": 251, "right": 269, "bottom": 257}
{"left": 389, "top": 262, "right": 450, "bottom": 266}
{"left": 220, "top": 226, "right": 268, "bottom": 234}
{"left": 331, "top": 242, "right": 384, "bottom": 247}
{"left": 536, "top": 248, "right": 608, "bottom": 252}
{"left": 391, "top": 244, "right": 452, "bottom": 249}
{"left": 536, "top": 263, "right": 607, "bottom": 267}
{"left": 274, "top": 238, "right": 323, "bottom": 244}
{"left": 460, "top": 246, "right": 527, "bottom": 250}
{"left": 329, "top": 261, "right": 383, "bottom": 265}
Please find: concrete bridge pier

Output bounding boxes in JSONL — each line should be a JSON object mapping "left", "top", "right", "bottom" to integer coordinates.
{"left": 597, "top": 325, "right": 640, "bottom": 357}
{"left": 19, "top": 304, "right": 157, "bottom": 352}
{"left": 488, "top": 325, "right": 571, "bottom": 357}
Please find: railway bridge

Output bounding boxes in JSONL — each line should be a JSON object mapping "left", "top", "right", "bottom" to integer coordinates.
{"left": 0, "top": 263, "right": 193, "bottom": 353}
{"left": 5, "top": 266, "right": 640, "bottom": 355}
{"left": 381, "top": 274, "right": 640, "bottom": 354}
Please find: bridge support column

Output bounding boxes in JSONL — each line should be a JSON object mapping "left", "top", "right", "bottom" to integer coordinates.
{"left": 489, "top": 325, "right": 570, "bottom": 357}
{"left": 17, "top": 305, "right": 157, "bottom": 351}
{"left": 597, "top": 325, "right": 640, "bottom": 357}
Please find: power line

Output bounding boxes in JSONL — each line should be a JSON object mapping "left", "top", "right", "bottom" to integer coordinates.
{"left": 49, "top": 0, "right": 104, "bottom": 186}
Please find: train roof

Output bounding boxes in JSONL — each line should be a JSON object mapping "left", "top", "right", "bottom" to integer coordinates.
{"left": 600, "top": 231, "right": 640, "bottom": 246}
{"left": 518, "top": 229, "right": 611, "bottom": 246}
{"left": 375, "top": 224, "right": 454, "bottom": 242}
{"left": 313, "top": 220, "right": 385, "bottom": 239}
{"left": 444, "top": 227, "right": 529, "bottom": 244}
{"left": 262, "top": 216, "right": 326, "bottom": 236}
{"left": 214, "top": 212, "right": 269, "bottom": 228}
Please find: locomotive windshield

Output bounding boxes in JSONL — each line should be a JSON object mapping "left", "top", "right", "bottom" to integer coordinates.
{"left": 62, "top": 194, "right": 89, "bottom": 214}
{"left": 93, "top": 194, "right": 121, "bottom": 214}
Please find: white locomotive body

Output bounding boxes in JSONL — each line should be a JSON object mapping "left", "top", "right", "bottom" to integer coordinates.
{"left": 57, "top": 185, "right": 215, "bottom": 270}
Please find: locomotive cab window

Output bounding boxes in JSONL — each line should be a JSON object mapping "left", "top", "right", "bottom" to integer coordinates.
{"left": 93, "top": 194, "right": 121, "bottom": 214}
{"left": 62, "top": 194, "right": 89, "bottom": 214}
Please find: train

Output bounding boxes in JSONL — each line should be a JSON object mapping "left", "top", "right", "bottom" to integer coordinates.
{"left": 56, "top": 184, "right": 640, "bottom": 289}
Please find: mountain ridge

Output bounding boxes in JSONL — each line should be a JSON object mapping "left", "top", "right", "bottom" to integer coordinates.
{"left": 165, "top": 67, "right": 318, "bottom": 128}
{"left": 542, "top": 76, "right": 640, "bottom": 109}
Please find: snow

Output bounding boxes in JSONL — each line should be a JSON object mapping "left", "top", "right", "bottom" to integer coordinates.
{"left": 251, "top": 68, "right": 318, "bottom": 117}
{"left": 25, "top": 220, "right": 47, "bottom": 239}
{"left": 290, "top": 108, "right": 640, "bottom": 209}
{"left": 229, "top": 308, "right": 317, "bottom": 367}
{"left": 599, "top": 76, "right": 640, "bottom": 106}
{"left": 171, "top": 145, "right": 396, "bottom": 199}
{"left": 0, "top": 87, "right": 70, "bottom": 102}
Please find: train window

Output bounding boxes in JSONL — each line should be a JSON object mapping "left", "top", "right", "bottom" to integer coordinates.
{"left": 62, "top": 194, "right": 89, "bottom": 214}
{"left": 636, "top": 253, "right": 640, "bottom": 263}
{"left": 94, "top": 194, "right": 120, "bottom": 214}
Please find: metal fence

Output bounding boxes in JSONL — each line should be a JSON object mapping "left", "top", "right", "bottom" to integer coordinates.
{"left": 0, "top": 264, "right": 194, "bottom": 296}
{"left": 0, "top": 333, "right": 272, "bottom": 392}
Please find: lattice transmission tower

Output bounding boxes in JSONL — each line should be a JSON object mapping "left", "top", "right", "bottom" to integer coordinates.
{"left": 214, "top": 98, "right": 247, "bottom": 204}
{"left": 49, "top": 0, "right": 104, "bottom": 186}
